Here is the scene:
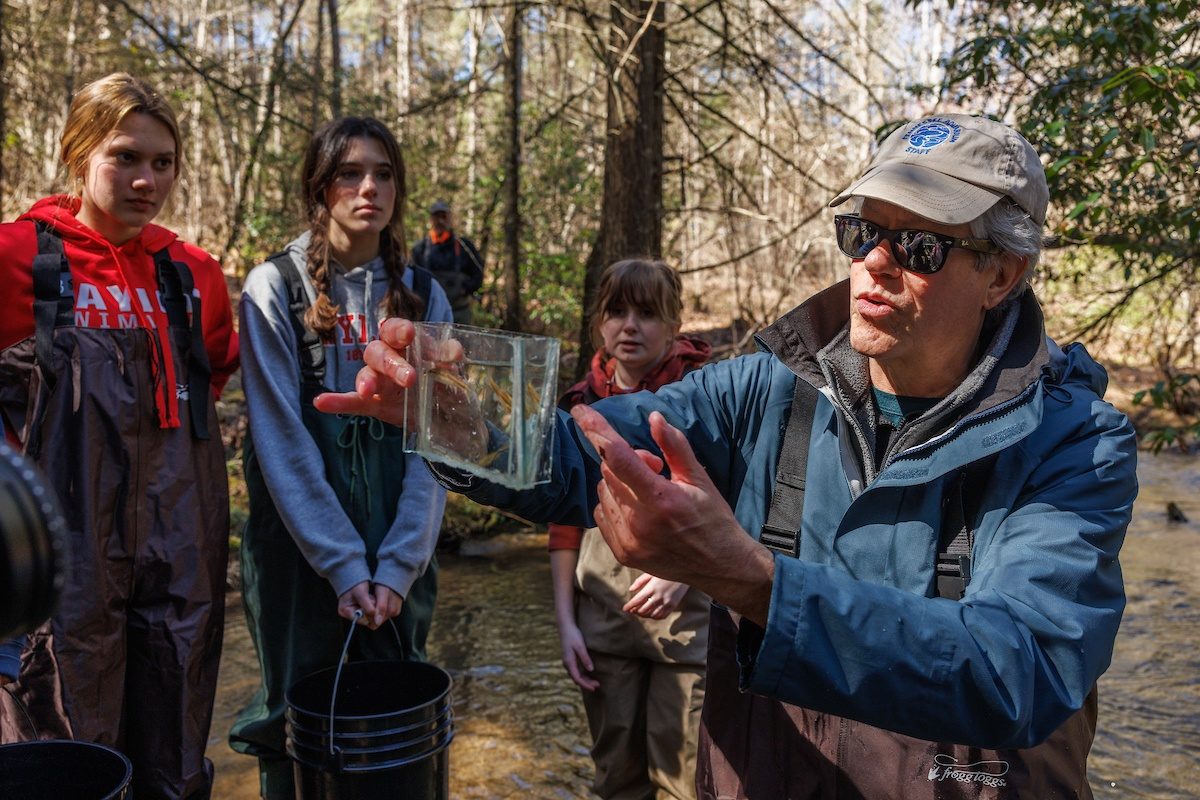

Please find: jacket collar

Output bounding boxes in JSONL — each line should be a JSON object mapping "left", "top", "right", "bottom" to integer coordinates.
{"left": 757, "top": 281, "right": 1053, "bottom": 475}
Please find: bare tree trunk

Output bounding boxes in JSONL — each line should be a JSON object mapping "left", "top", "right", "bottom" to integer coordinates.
{"left": 502, "top": 1, "right": 524, "bottom": 331}
{"left": 314, "top": 0, "right": 325, "bottom": 128}
{"left": 395, "top": 0, "right": 411, "bottom": 125}
{"left": 577, "top": 0, "right": 666, "bottom": 375}
{"left": 465, "top": 2, "right": 482, "bottom": 234}
{"left": 371, "top": 3, "right": 384, "bottom": 105}
{"left": 64, "top": 0, "right": 81, "bottom": 111}
{"left": 225, "top": 0, "right": 308, "bottom": 259}
{"left": 326, "top": 0, "right": 342, "bottom": 118}
{"left": 189, "top": 0, "right": 210, "bottom": 243}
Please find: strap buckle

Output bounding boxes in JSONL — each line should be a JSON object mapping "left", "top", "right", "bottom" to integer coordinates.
{"left": 759, "top": 523, "right": 799, "bottom": 556}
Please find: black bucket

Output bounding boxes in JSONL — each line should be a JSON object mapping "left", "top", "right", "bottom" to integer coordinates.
{"left": 0, "top": 740, "right": 132, "bottom": 799}
{"left": 286, "top": 656, "right": 454, "bottom": 800}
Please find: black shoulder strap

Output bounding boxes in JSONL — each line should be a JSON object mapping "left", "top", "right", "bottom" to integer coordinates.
{"left": 410, "top": 265, "right": 434, "bottom": 320}
{"left": 30, "top": 222, "right": 75, "bottom": 393}
{"left": 268, "top": 251, "right": 325, "bottom": 399}
{"left": 153, "top": 249, "right": 212, "bottom": 440}
{"left": 455, "top": 234, "right": 483, "bottom": 271}
{"left": 936, "top": 453, "right": 998, "bottom": 600}
{"left": 763, "top": 370, "right": 997, "bottom": 599}
{"left": 760, "top": 377, "right": 821, "bottom": 557}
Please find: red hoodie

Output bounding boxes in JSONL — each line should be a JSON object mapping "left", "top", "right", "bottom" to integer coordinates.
{"left": 548, "top": 335, "right": 712, "bottom": 550}
{"left": 0, "top": 196, "right": 238, "bottom": 430}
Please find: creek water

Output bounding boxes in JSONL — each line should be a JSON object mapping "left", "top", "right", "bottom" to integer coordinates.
{"left": 208, "top": 451, "right": 1200, "bottom": 799}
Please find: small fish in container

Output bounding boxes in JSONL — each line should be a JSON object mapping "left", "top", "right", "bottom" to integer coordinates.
{"left": 405, "top": 322, "right": 559, "bottom": 489}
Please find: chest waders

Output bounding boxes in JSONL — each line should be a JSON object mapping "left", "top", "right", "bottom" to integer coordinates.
{"left": 696, "top": 378, "right": 1099, "bottom": 800}
{"left": 229, "top": 255, "right": 439, "bottom": 800}
{"left": 0, "top": 222, "right": 228, "bottom": 800}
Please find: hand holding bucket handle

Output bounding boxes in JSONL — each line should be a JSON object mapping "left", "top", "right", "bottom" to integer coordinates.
{"left": 326, "top": 609, "right": 408, "bottom": 767}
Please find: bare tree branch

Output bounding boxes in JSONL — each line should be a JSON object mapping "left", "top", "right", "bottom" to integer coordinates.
{"left": 679, "top": 204, "right": 824, "bottom": 275}
{"left": 112, "top": 0, "right": 310, "bottom": 131}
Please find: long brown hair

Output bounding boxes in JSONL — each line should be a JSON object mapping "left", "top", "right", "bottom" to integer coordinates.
{"left": 61, "top": 73, "right": 182, "bottom": 195}
{"left": 300, "top": 116, "right": 423, "bottom": 337}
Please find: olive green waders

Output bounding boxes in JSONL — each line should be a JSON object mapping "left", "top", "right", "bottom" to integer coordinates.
{"left": 229, "top": 405, "right": 438, "bottom": 799}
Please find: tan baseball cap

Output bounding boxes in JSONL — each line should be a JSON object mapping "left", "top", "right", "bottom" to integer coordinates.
{"left": 829, "top": 114, "right": 1048, "bottom": 227}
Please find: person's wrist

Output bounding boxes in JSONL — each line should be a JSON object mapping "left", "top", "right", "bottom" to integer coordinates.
{"left": 698, "top": 541, "right": 774, "bottom": 627}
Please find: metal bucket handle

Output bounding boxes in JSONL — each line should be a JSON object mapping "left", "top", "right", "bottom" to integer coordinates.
{"left": 1, "top": 685, "right": 41, "bottom": 739}
{"left": 327, "top": 608, "right": 406, "bottom": 766}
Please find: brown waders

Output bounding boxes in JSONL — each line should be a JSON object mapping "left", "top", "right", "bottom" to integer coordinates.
{"left": 0, "top": 236, "right": 228, "bottom": 800}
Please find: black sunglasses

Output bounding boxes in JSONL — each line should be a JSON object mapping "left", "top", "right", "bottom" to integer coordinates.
{"left": 834, "top": 214, "right": 1000, "bottom": 274}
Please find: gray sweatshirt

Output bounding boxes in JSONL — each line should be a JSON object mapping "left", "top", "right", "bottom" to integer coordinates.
{"left": 239, "top": 231, "right": 452, "bottom": 597}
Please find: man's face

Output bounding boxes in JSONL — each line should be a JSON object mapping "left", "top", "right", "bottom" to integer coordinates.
{"left": 431, "top": 210, "right": 451, "bottom": 234}
{"left": 848, "top": 199, "right": 1003, "bottom": 397}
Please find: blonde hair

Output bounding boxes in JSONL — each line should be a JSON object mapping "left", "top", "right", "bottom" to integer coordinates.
{"left": 60, "top": 73, "right": 182, "bottom": 194}
{"left": 590, "top": 258, "right": 683, "bottom": 348}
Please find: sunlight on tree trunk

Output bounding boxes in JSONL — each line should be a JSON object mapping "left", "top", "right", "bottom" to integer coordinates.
{"left": 502, "top": 1, "right": 524, "bottom": 331}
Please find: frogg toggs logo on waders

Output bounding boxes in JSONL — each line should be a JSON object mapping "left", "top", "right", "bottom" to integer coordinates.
{"left": 902, "top": 118, "right": 963, "bottom": 155}
{"left": 927, "top": 754, "right": 1010, "bottom": 788}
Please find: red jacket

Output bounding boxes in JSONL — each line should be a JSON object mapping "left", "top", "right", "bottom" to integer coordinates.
{"left": 548, "top": 335, "right": 711, "bottom": 550}
{"left": 0, "top": 196, "right": 238, "bottom": 432}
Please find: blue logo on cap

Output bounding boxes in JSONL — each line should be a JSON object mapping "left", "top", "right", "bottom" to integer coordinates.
{"left": 903, "top": 118, "right": 962, "bottom": 154}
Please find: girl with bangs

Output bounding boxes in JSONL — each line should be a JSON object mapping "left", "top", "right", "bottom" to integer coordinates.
{"left": 550, "top": 258, "right": 712, "bottom": 799}
{"left": 231, "top": 116, "right": 452, "bottom": 800}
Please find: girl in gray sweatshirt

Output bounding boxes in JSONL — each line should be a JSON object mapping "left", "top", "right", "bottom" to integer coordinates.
{"left": 229, "top": 117, "right": 453, "bottom": 800}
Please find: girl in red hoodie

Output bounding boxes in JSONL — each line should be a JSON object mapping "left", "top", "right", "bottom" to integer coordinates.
{"left": 550, "top": 259, "right": 712, "bottom": 800}
{"left": 0, "top": 73, "right": 237, "bottom": 800}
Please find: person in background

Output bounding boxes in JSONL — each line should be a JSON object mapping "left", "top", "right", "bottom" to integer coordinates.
{"left": 229, "top": 116, "right": 453, "bottom": 800}
{"left": 317, "top": 114, "right": 1139, "bottom": 798}
{"left": 550, "top": 258, "right": 711, "bottom": 800}
{"left": 0, "top": 72, "right": 238, "bottom": 800}
{"left": 410, "top": 199, "right": 484, "bottom": 325}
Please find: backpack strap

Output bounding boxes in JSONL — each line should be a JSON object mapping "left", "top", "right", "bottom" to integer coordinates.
{"left": 153, "top": 249, "right": 212, "bottom": 440}
{"left": 936, "top": 453, "right": 998, "bottom": 600}
{"left": 30, "top": 222, "right": 75, "bottom": 393}
{"left": 268, "top": 251, "right": 326, "bottom": 402}
{"left": 268, "top": 253, "right": 435, "bottom": 401}
{"left": 760, "top": 377, "right": 821, "bottom": 557}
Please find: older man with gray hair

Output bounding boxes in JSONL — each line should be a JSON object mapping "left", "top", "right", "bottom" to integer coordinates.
{"left": 319, "top": 114, "right": 1138, "bottom": 799}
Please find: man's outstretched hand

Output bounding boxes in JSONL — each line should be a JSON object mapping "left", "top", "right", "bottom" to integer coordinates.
{"left": 570, "top": 405, "right": 775, "bottom": 627}
{"left": 313, "top": 317, "right": 420, "bottom": 426}
{"left": 313, "top": 318, "right": 480, "bottom": 457}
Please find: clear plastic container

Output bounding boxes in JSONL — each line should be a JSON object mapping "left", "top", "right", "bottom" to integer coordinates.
{"left": 405, "top": 322, "right": 559, "bottom": 489}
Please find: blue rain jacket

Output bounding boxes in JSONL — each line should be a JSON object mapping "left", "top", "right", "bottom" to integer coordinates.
{"left": 436, "top": 281, "right": 1137, "bottom": 751}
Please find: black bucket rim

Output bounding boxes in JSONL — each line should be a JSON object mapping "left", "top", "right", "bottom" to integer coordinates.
{"left": 287, "top": 723, "right": 454, "bottom": 773}
{"left": 0, "top": 739, "right": 133, "bottom": 799}
{"left": 285, "top": 690, "right": 453, "bottom": 733}
{"left": 286, "top": 704, "right": 452, "bottom": 744}
{"left": 285, "top": 659, "right": 453, "bottom": 724}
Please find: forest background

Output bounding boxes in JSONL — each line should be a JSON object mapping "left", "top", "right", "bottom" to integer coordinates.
{"left": 1, "top": 0, "right": 1197, "bottom": 531}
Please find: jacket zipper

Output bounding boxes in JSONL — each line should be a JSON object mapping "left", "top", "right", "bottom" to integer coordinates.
{"left": 883, "top": 380, "right": 1039, "bottom": 471}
